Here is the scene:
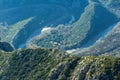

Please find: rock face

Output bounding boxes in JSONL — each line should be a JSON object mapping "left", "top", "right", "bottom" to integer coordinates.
{"left": 0, "top": 48, "right": 120, "bottom": 80}
{"left": 0, "top": 42, "right": 14, "bottom": 52}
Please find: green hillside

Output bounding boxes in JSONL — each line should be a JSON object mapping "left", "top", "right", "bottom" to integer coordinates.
{"left": 0, "top": 48, "right": 120, "bottom": 80}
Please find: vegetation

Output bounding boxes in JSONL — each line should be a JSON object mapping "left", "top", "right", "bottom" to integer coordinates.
{"left": 0, "top": 48, "right": 120, "bottom": 80}
{"left": 0, "top": 0, "right": 120, "bottom": 80}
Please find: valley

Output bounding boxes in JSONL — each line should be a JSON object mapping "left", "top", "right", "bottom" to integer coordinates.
{"left": 0, "top": 0, "right": 120, "bottom": 55}
{"left": 0, "top": 0, "right": 120, "bottom": 79}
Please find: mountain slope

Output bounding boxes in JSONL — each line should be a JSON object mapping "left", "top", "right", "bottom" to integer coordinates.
{"left": 0, "top": 48, "right": 120, "bottom": 80}
{"left": 0, "top": 1, "right": 120, "bottom": 80}
{"left": 0, "top": 0, "right": 120, "bottom": 53}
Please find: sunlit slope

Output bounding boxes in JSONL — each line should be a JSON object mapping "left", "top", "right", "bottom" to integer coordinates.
{"left": 0, "top": 48, "right": 120, "bottom": 80}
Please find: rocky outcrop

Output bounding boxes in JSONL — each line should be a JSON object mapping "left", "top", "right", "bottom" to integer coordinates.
{"left": 49, "top": 62, "right": 66, "bottom": 80}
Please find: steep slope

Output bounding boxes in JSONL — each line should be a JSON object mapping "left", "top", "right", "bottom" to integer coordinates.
{"left": 0, "top": 51, "right": 10, "bottom": 76}
{"left": 0, "top": 48, "right": 120, "bottom": 80}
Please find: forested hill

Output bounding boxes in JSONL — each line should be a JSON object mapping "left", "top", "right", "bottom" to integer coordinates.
{"left": 0, "top": 48, "right": 120, "bottom": 80}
